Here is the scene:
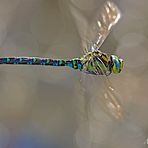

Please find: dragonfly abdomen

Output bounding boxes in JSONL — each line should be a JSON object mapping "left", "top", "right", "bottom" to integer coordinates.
{"left": 0, "top": 57, "right": 83, "bottom": 70}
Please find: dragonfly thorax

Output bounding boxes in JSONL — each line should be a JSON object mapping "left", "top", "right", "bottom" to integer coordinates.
{"left": 81, "top": 50, "right": 112, "bottom": 75}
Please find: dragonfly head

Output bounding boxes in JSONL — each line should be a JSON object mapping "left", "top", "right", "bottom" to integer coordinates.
{"left": 110, "top": 55, "right": 124, "bottom": 74}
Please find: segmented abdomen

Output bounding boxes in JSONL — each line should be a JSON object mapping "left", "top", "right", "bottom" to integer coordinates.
{"left": 0, "top": 57, "right": 83, "bottom": 70}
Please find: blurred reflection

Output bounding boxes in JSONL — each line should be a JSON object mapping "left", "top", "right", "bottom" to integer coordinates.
{"left": 13, "top": 128, "right": 60, "bottom": 148}
{"left": 0, "top": 124, "right": 9, "bottom": 148}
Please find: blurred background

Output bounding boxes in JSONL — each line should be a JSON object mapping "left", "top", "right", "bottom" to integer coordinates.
{"left": 0, "top": 0, "right": 147, "bottom": 148}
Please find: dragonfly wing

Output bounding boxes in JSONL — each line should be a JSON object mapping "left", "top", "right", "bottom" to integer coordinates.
{"left": 100, "top": 77, "right": 124, "bottom": 120}
{"left": 78, "top": 74, "right": 124, "bottom": 121}
{"left": 69, "top": 4, "right": 90, "bottom": 53}
{"left": 88, "top": 1, "right": 121, "bottom": 51}
{"left": 70, "top": 1, "right": 121, "bottom": 53}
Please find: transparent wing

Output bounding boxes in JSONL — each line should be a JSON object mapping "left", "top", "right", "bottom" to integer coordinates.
{"left": 78, "top": 73, "right": 124, "bottom": 121}
{"left": 70, "top": 1, "right": 121, "bottom": 53}
{"left": 101, "top": 76, "right": 124, "bottom": 120}
{"left": 88, "top": 1, "right": 121, "bottom": 51}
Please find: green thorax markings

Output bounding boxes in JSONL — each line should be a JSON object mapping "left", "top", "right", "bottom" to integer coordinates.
{"left": 80, "top": 50, "right": 111, "bottom": 75}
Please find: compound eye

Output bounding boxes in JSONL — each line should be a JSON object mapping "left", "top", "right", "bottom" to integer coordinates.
{"left": 111, "top": 55, "right": 122, "bottom": 74}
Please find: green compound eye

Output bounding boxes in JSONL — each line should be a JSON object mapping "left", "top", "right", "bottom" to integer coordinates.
{"left": 111, "top": 55, "right": 124, "bottom": 74}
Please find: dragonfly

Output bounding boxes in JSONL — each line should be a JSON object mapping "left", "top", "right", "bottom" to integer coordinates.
{"left": 0, "top": 1, "right": 123, "bottom": 119}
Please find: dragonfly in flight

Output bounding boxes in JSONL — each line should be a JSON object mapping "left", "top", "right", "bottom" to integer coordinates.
{"left": 0, "top": 1, "right": 124, "bottom": 119}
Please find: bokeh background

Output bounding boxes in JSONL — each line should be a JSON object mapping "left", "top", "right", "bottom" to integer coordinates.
{"left": 0, "top": 0, "right": 147, "bottom": 148}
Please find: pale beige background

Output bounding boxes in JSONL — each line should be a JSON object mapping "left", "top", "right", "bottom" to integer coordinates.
{"left": 0, "top": 0, "right": 147, "bottom": 148}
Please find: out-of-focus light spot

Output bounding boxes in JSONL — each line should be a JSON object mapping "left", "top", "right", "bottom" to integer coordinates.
{"left": 0, "top": 73, "right": 37, "bottom": 116}
{"left": 119, "top": 33, "right": 146, "bottom": 47}
{"left": 116, "top": 33, "right": 148, "bottom": 68}
{"left": 30, "top": 2, "right": 62, "bottom": 46}
{"left": 113, "top": 7, "right": 147, "bottom": 40}
{"left": 14, "top": 129, "right": 59, "bottom": 148}
{"left": 89, "top": 120, "right": 111, "bottom": 144}
{"left": 106, "top": 122, "right": 145, "bottom": 148}
{"left": 120, "top": 0, "right": 148, "bottom": 15}
{"left": 2, "top": 32, "right": 39, "bottom": 56}
{"left": 117, "top": 45, "right": 148, "bottom": 68}
{"left": 75, "top": 122, "right": 91, "bottom": 148}
{"left": 114, "top": 18, "right": 147, "bottom": 41}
